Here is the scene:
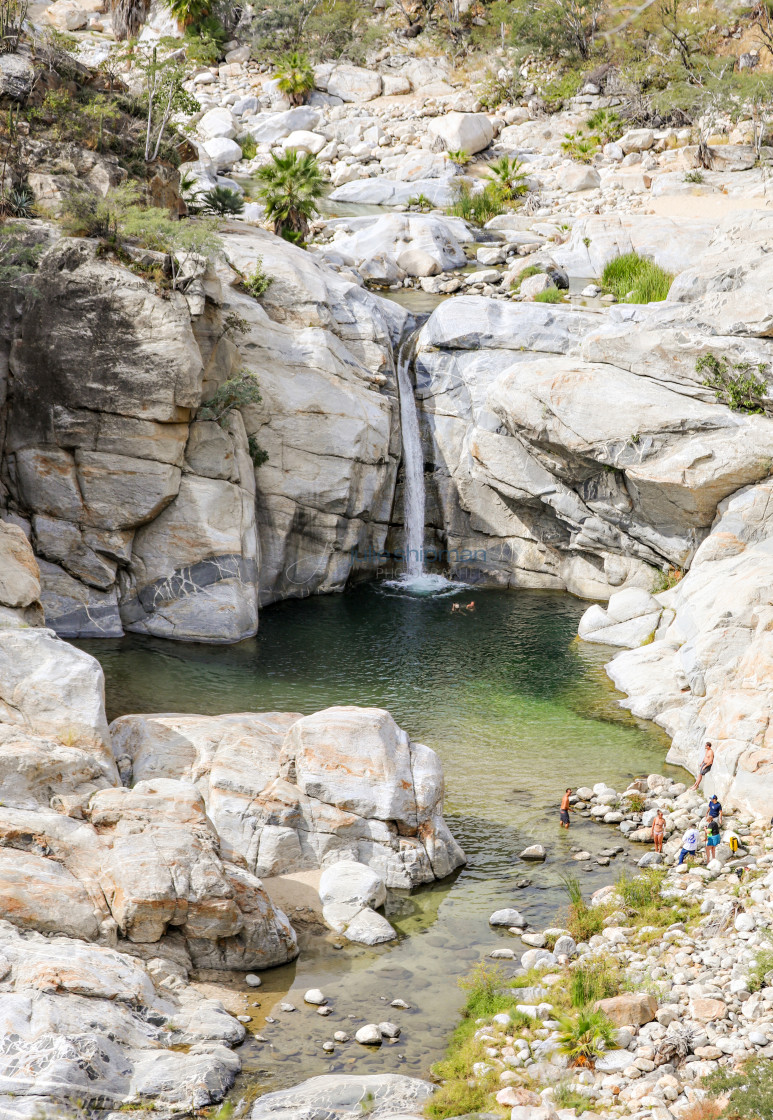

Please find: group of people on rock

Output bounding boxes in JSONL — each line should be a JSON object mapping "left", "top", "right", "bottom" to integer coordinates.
{"left": 557, "top": 742, "right": 739, "bottom": 865}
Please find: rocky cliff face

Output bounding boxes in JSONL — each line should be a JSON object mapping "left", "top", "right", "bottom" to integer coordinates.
{"left": 411, "top": 214, "right": 773, "bottom": 599}
{"left": 0, "top": 224, "right": 405, "bottom": 642}
{"left": 575, "top": 212, "right": 773, "bottom": 812}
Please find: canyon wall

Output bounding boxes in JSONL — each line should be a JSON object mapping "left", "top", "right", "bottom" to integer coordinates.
{"left": 0, "top": 224, "right": 404, "bottom": 642}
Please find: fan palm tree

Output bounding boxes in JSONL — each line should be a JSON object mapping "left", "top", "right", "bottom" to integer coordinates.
{"left": 274, "top": 50, "right": 315, "bottom": 106}
{"left": 487, "top": 155, "right": 529, "bottom": 200}
{"left": 556, "top": 1009, "right": 617, "bottom": 1067}
{"left": 110, "top": 0, "right": 150, "bottom": 40}
{"left": 253, "top": 149, "right": 325, "bottom": 243}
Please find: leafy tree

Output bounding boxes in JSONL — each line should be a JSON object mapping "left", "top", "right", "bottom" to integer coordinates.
{"left": 274, "top": 49, "right": 315, "bottom": 105}
{"left": 253, "top": 149, "right": 325, "bottom": 242}
{"left": 59, "top": 182, "right": 142, "bottom": 240}
{"left": 507, "top": 0, "right": 604, "bottom": 60}
{"left": 140, "top": 48, "right": 200, "bottom": 162}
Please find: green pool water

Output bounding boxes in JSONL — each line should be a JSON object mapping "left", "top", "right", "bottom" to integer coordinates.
{"left": 78, "top": 585, "right": 683, "bottom": 1098}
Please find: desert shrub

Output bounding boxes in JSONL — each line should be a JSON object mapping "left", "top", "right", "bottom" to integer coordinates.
{"left": 562, "top": 128, "right": 600, "bottom": 163}
{"left": 447, "top": 181, "right": 505, "bottom": 224}
{"left": 243, "top": 258, "right": 273, "bottom": 298}
{"left": 407, "top": 193, "right": 433, "bottom": 211}
{"left": 478, "top": 68, "right": 522, "bottom": 110}
{"left": 616, "top": 867, "right": 668, "bottom": 924}
{"left": 59, "top": 183, "right": 141, "bottom": 240}
{"left": 748, "top": 931, "right": 773, "bottom": 993}
{"left": 183, "top": 18, "right": 227, "bottom": 64}
{"left": 0, "top": 223, "right": 45, "bottom": 284}
{"left": 684, "top": 169, "right": 704, "bottom": 183}
{"left": 120, "top": 207, "right": 222, "bottom": 287}
{"left": 703, "top": 1056, "right": 773, "bottom": 1118}
{"left": 239, "top": 135, "right": 258, "bottom": 161}
{"left": 534, "top": 287, "right": 563, "bottom": 303}
{"left": 446, "top": 148, "right": 471, "bottom": 166}
{"left": 569, "top": 959, "right": 621, "bottom": 1008}
{"left": 542, "top": 67, "right": 585, "bottom": 111}
{"left": 248, "top": 435, "right": 269, "bottom": 467}
{"left": 601, "top": 252, "right": 673, "bottom": 303}
{"left": 587, "top": 107, "right": 623, "bottom": 144}
{"left": 199, "top": 371, "right": 263, "bottom": 427}
{"left": 652, "top": 565, "right": 684, "bottom": 592}
{"left": 511, "top": 263, "right": 544, "bottom": 291}
{"left": 696, "top": 352, "right": 769, "bottom": 414}
{"left": 553, "top": 1082, "right": 596, "bottom": 1114}
{"left": 561, "top": 873, "right": 609, "bottom": 941}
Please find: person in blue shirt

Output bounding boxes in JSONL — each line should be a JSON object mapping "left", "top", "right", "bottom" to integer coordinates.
{"left": 706, "top": 795, "right": 723, "bottom": 826}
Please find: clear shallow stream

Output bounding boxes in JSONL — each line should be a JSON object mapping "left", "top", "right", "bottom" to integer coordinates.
{"left": 78, "top": 585, "right": 684, "bottom": 1100}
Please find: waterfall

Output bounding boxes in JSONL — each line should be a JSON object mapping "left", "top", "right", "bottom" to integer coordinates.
{"left": 395, "top": 334, "right": 425, "bottom": 579}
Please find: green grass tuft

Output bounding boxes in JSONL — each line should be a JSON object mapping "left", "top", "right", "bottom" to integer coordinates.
{"left": 601, "top": 252, "right": 673, "bottom": 303}
{"left": 534, "top": 287, "right": 563, "bottom": 303}
{"left": 569, "top": 959, "right": 621, "bottom": 1008}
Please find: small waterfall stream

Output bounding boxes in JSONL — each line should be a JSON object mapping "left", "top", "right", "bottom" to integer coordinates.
{"left": 395, "top": 333, "right": 425, "bottom": 579}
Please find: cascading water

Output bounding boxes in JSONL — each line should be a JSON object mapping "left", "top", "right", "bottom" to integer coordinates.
{"left": 387, "top": 332, "right": 460, "bottom": 596}
{"left": 395, "top": 334, "right": 426, "bottom": 580}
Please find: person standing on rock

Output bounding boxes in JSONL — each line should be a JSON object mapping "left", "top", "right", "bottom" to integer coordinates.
{"left": 705, "top": 818, "right": 721, "bottom": 864}
{"left": 677, "top": 825, "right": 699, "bottom": 865}
{"left": 690, "top": 742, "right": 714, "bottom": 790}
{"left": 706, "top": 794, "right": 723, "bottom": 827}
{"left": 651, "top": 809, "right": 666, "bottom": 854}
{"left": 560, "top": 788, "right": 573, "bottom": 829}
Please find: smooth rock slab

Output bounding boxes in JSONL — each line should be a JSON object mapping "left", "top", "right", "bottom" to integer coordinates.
{"left": 251, "top": 1074, "right": 433, "bottom": 1118}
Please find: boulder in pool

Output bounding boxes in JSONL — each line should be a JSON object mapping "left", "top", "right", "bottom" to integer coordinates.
{"left": 110, "top": 705, "right": 466, "bottom": 890}
{"left": 319, "top": 861, "right": 386, "bottom": 910}
{"left": 489, "top": 907, "right": 526, "bottom": 928}
{"left": 520, "top": 844, "right": 546, "bottom": 861}
{"left": 250, "top": 1073, "right": 434, "bottom": 1119}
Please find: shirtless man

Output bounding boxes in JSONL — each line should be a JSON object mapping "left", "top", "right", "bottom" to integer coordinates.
{"left": 651, "top": 809, "right": 665, "bottom": 854}
{"left": 560, "top": 788, "right": 573, "bottom": 829}
{"left": 690, "top": 742, "right": 714, "bottom": 790}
